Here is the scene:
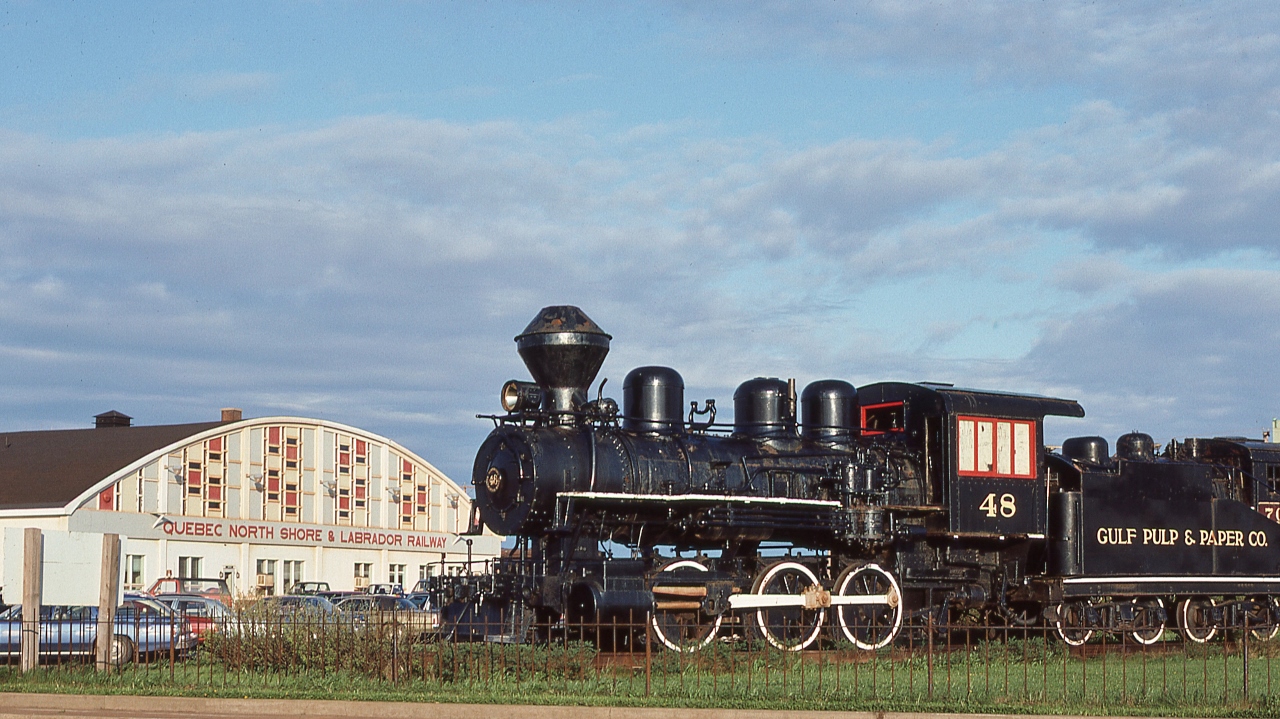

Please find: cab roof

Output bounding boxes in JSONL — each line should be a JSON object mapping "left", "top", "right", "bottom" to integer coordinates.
{"left": 857, "top": 382, "right": 1085, "bottom": 420}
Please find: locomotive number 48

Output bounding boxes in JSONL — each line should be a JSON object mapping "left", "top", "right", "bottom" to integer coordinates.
{"left": 979, "top": 493, "right": 1017, "bottom": 518}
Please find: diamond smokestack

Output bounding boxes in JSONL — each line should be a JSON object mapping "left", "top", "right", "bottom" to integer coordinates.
{"left": 514, "top": 306, "right": 611, "bottom": 423}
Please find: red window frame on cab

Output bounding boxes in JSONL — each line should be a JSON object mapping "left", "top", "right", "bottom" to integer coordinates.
{"left": 956, "top": 416, "right": 1037, "bottom": 479}
{"left": 861, "top": 401, "right": 905, "bottom": 436}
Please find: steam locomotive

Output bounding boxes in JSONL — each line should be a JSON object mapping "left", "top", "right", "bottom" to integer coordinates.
{"left": 439, "top": 305, "right": 1280, "bottom": 650}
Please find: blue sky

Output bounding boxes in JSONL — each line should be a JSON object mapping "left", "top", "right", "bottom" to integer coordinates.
{"left": 3, "top": 2, "right": 1280, "bottom": 484}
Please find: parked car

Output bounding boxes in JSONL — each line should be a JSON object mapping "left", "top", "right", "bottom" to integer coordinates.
{"left": 334, "top": 595, "right": 438, "bottom": 638}
{"left": 147, "top": 576, "right": 231, "bottom": 605}
{"left": 235, "top": 595, "right": 339, "bottom": 638}
{"left": 316, "top": 589, "right": 361, "bottom": 604}
{"left": 403, "top": 592, "right": 436, "bottom": 611}
{"left": 0, "top": 597, "right": 196, "bottom": 665}
{"left": 151, "top": 593, "right": 233, "bottom": 643}
{"left": 364, "top": 583, "right": 403, "bottom": 596}
{"left": 286, "top": 581, "right": 330, "bottom": 595}
{"left": 245, "top": 595, "right": 338, "bottom": 625}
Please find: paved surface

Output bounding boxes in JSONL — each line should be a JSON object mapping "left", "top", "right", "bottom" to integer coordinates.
{"left": 0, "top": 694, "right": 1172, "bottom": 719}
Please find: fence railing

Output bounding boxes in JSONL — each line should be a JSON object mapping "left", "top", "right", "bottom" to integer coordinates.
{"left": 3, "top": 608, "right": 1279, "bottom": 712}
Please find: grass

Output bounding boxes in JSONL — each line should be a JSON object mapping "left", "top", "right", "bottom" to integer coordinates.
{"left": 5, "top": 634, "right": 1280, "bottom": 716}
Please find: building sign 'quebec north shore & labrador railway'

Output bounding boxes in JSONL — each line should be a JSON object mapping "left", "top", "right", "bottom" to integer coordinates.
{"left": 127, "top": 514, "right": 480, "bottom": 551}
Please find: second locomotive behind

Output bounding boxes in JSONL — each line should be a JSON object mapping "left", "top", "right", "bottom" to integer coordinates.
{"left": 453, "top": 306, "right": 1280, "bottom": 650}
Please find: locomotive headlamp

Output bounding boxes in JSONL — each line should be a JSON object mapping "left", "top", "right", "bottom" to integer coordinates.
{"left": 501, "top": 380, "right": 544, "bottom": 412}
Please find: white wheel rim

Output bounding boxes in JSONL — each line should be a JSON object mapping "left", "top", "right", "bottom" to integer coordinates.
{"left": 1249, "top": 597, "right": 1279, "bottom": 641}
{"left": 650, "top": 559, "right": 722, "bottom": 653}
{"left": 1055, "top": 602, "right": 1094, "bottom": 646}
{"left": 753, "top": 560, "right": 825, "bottom": 651}
{"left": 1130, "top": 597, "right": 1165, "bottom": 645}
{"left": 1179, "top": 598, "right": 1216, "bottom": 644}
{"left": 835, "top": 563, "right": 903, "bottom": 650}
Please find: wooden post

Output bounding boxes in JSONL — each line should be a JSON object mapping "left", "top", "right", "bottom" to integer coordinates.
{"left": 95, "top": 534, "right": 121, "bottom": 671}
{"left": 20, "top": 528, "right": 41, "bottom": 673}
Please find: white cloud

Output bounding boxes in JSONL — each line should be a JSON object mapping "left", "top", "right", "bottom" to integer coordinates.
{"left": 1022, "top": 268, "right": 1280, "bottom": 441}
{"left": 185, "top": 71, "right": 280, "bottom": 102}
{"left": 2, "top": 99, "right": 1278, "bottom": 476}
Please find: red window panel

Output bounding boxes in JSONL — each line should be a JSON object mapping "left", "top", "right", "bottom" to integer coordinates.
{"left": 402, "top": 459, "right": 412, "bottom": 474}
{"left": 355, "top": 486, "right": 366, "bottom": 499}
{"left": 187, "top": 470, "right": 201, "bottom": 487}
{"left": 209, "top": 437, "right": 222, "bottom": 452}
{"left": 286, "top": 445, "right": 298, "bottom": 460}
{"left": 269, "top": 427, "right": 280, "bottom": 444}
{"left": 356, "top": 440, "right": 366, "bottom": 455}
{"left": 956, "top": 416, "right": 1037, "bottom": 479}
{"left": 339, "top": 496, "right": 350, "bottom": 510}
{"left": 207, "top": 486, "right": 222, "bottom": 501}
{"left": 285, "top": 491, "right": 298, "bottom": 506}
{"left": 402, "top": 501, "right": 412, "bottom": 516}
{"left": 339, "top": 452, "right": 350, "bottom": 465}
{"left": 267, "top": 477, "right": 280, "bottom": 492}
{"left": 98, "top": 486, "right": 114, "bottom": 510}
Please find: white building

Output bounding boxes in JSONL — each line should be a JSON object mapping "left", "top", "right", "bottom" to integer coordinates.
{"left": 0, "top": 409, "right": 499, "bottom": 599}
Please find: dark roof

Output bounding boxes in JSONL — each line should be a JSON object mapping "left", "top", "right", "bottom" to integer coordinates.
{"left": 858, "top": 382, "right": 1085, "bottom": 420}
{"left": 931, "top": 386, "right": 1085, "bottom": 419}
{"left": 0, "top": 421, "right": 226, "bottom": 510}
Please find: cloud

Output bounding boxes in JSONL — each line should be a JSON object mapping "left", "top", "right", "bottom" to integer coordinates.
{"left": 185, "top": 71, "right": 280, "bottom": 102}
{"left": 2, "top": 106, "right": 1278, "bottom": 478}
{"left": 671, "top": 4, "right": 1280, "bottom": 257}
{"left": 1022, "top": 268, "right": 1280, "bottom": 441}
{"left": 674, "top": 3, "right": 1280, "bottom": 117}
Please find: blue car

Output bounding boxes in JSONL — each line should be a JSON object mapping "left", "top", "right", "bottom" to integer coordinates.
{"left": 0, "top": 595, "right": 196, "bottom": 665}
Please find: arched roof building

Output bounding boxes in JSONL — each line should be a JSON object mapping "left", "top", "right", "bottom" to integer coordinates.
{"left": 0, "top": 410, "right": 499, "bottom": 597}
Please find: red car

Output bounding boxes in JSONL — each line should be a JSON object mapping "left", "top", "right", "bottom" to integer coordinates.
{"left": 147, "top": 577, "right": 232, "bottom": 605}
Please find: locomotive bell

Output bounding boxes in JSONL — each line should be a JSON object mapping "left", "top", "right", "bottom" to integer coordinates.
{"left": 514, "top": 306, "right": 611, "bottom": 423}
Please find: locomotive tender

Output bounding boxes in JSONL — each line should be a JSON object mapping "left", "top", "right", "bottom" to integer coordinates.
{"left": 451, "top": 305, "right": 1280, "bottom": 650}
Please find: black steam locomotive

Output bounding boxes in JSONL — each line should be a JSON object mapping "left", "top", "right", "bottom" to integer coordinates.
{"left": 437, "top": 305, "right": 1280, "bottom": 650}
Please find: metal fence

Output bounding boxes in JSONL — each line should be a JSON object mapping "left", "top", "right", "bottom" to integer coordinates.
{"left": 5, "top": 609, "right": 1280, "bottom": 712}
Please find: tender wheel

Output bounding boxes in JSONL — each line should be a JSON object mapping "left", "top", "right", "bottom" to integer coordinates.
{"left": 97, "top": 634, "right": 134, "bottom": 667}
{"left": 1246, "top": 596, "right": 1279, "bottom": 641}
{"left": 649, "top": 559, "right": 722, "bottom": 653}
{"left": 1054, "top": 601, "right": 1094, "bottom": 646}
{"left": 748, "top": 560, "right": 825, "bottom": 652}
{"left": 1179, "top": 597, "right": 1217, "bottom": 644}
{"left": 1129, "top": 597, "right": 1166, "bottom": 645}
{"left": 834, "top": 563, "right": 902, "bottom": 650}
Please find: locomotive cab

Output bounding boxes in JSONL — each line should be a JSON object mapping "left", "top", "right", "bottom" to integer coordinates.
{"left": 856, "top": 382, "right": 1085, "bottom": 536}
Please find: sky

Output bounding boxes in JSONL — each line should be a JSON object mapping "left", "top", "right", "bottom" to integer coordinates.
{"left": 3, "top": 1, "right": 1280, "bottom": 486}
